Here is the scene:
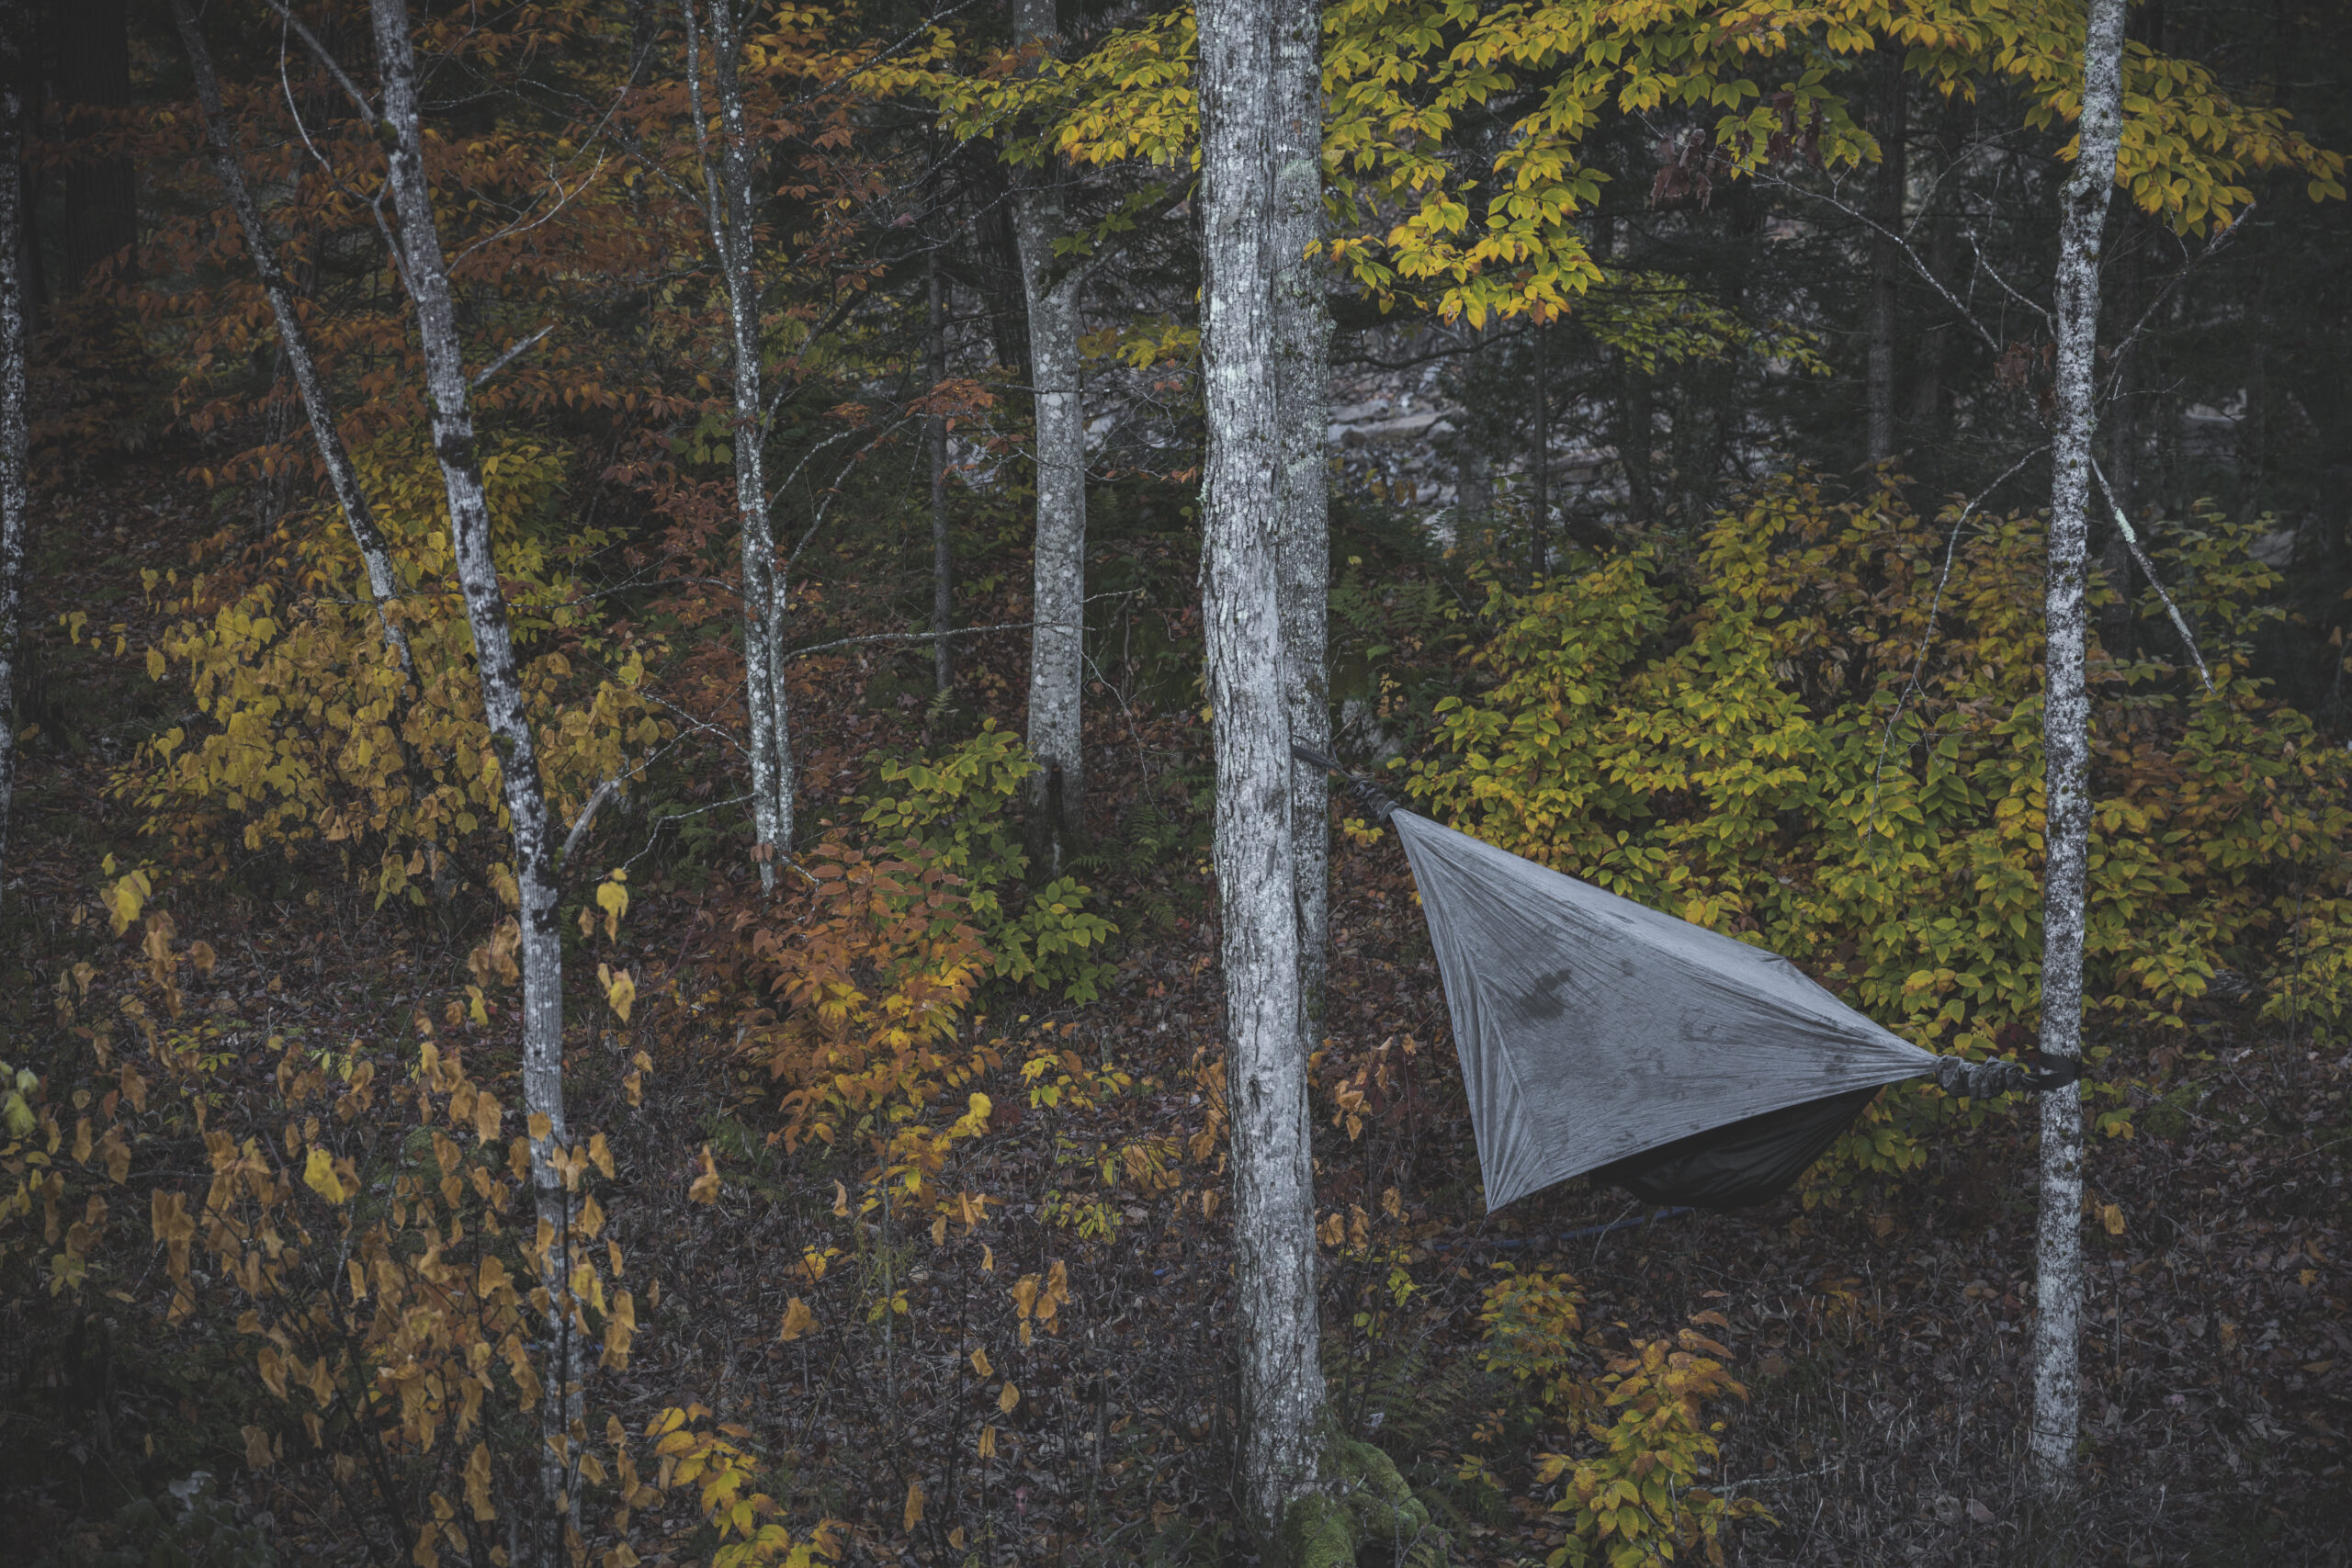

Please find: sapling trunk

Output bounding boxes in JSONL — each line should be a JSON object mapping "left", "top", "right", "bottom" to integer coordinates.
{"left": 367, "top": 0, "right": 580, "bottom": 1547}
{"left": 930, "top": 251, "right": 954, "bottom": 696}
{"left": 1012, "top": 0, "right": 1087, "bottom": 874}
{"left": 684, "top": 0, "right": 795, "bottom": 886}
{"left": 2031, "top": 0, "right": 2129, "bottom": 1508}
{"left": 168, "top": 0, "right": 414, "bottom": 682}
{"left": 0, "top": 0, "right": 29, "bottom": 908}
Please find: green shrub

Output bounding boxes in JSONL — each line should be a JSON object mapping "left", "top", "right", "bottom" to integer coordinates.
{"left": 1408, "top": 472, "right": 2352, "bottom": 1187}
{"left": 859, "top": 722, "right": 1116, "bottom": 1003}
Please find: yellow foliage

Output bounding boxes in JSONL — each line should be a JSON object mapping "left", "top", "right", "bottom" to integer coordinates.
{"left": 121, "top": 435, "right": 670, "bottom": 903}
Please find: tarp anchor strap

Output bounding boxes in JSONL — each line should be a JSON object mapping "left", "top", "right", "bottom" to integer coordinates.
{"left": 1932, "top": 1055, "right": 2085, "bottom": 1097}
{"left": 1292, "top": 742, "right": 1397, "bottom": 825}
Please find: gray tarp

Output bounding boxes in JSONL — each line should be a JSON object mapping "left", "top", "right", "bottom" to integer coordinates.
{"left": 1391, "top": 809, "right": 1939, "bottom": 1211}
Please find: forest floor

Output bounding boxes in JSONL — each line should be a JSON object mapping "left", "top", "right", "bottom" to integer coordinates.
{"left": 5, "top": 456, "right": 2349, "bottom": 1568}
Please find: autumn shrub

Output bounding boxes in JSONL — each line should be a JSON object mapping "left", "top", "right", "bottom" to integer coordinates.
{"left": 1407, "top": 471, "right": 2352, "bottom": 1184}
{"left": 743, "top": 834, "right": 1001, "bottom": 1161}
{"left": 0, "top": 873, "right": 835, "bottom": 1568}
{"left": 114, "top": 436, "right": 669, "bottom": 906}
{"left": 1464, "top": 1269, "right": 1763, "bottom": 1568}
{"left": 857, "top": 722, "right": 1116, "bottom": 1002}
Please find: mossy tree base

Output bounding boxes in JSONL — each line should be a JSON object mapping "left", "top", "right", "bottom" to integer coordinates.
{"left": 1272, "top": 1438, "right": 1443, "bottom": 1568}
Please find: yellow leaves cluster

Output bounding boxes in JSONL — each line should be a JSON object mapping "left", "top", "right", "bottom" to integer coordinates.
{"left": 747, "top": 837, "right": 998, "bottom": 1153}
{"left": 644, "top": 1406, "right": 836, "bottom": 1568}
{"left": 910, "top": 0, "right": 2338, "bottom": 331}
{"left": 1410, "top": 472, "right": 2352, "bottom": 1184}
{"left": 122, "top": 437, "right": 670, "bottom": 905}
{"left": 1008, "top": 1258, "right": 1069, "bottom": 1346}
{"left": 1532, "top": 1313, "right": 1767, "bottom": 1568}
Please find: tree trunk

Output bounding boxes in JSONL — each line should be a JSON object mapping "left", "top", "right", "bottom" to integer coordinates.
{"left": 1621, "top": 361, "right": 1655, "bottom": 523}
{"left": 1530, "top": 318, "right": 1549, "bottom": 573}
{"left": 1865, "top": 48, "right": 1907, "bottom": 464}
{"left": 685, "top": 0, "right": 794, "bottom": 886}
{"left": 367, "top": 0, "right": 578, "bottom": 1548}
{"left": 1201, "top": 0, "right": 1323, "bottom": 1538}
{"left": 1272, "top": 0, "right": 1329, "bottom": 1060}
{"left": 2031, "top": 0, "right": 2128, "bottom": 1508}
{"left": 0, "top": 0, "right": 30, "bottom": 907}
{"left": 52, "top": 0, "right": 135, "bottom": 288}
{"left": 168, "top": 0, "right": 413, "bottom": 682}
{"left": 1012, "top": 0, "right": 1086, "bottom": 874}
{"left": 930, "top": 249, "right": 954, "bottom": 695}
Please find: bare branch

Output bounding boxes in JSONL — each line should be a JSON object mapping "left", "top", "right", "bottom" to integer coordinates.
{"left": 470, "top": 324, "right": 558, "bottom": 389}
{"left": 2091, "top": 458, "right": 2216, "bottom": 695}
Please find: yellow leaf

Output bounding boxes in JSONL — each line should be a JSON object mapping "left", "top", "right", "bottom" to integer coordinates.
{"left": 977, "top": 1427, "right": 996, "bottom": 1460}
{"left": 778, "top": 1297, "right": 819, "bottom": 1342}
{"left": 998, "top": 1382, "right": 1020, "bottom": 1415}
{"left": 596, "top": 875, "right": 629, "bottom": 941}
{"left": 902, "top": 1478, "right": 924, "bottom": 1533}
{"left": 689, "top": 1145, "right": 721, "bottom": 1205}
{"left": 970, "top": 1347, "right": 992, "bottom": 1378}
{"left": 242, "top": 1425, "right": 276, "bottom": 1469}
{"left": 2100, "top": 1203, "right": 2126, "bottom": 1236}
{"left": 302, "top": 1147, "right": 347, "bottom": 1204}
{"left": 604, "top": 968, "right": 637, "bottom": 1024}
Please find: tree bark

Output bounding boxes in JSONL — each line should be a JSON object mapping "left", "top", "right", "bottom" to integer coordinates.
{"left": 1012, "top": 0, "right": 1087, "bottom": 874}
{"left": 2031, "top": 0, "right": 2128, "bottom": 1507}
{"left": 168, "top": 0, "right": 413, "bottom": 682}
{"left": 52, "top": 0, "right": 135, "bottom": 288}
{"left": 367, "top": 0, "right": 578, "bottom": 1547}
{"left": 930, "top": 249, "right": 954, "bottom": 695}
{"left": 1201, "top": 0, "right": 1323, "bottom": 1538}
{"left": 0, "top": 0, "right": 30, "bottom": 908}
{"left": 684, "top": 0, "right": 795, "bottom": 886}
{"left": 1865, "top": 48, "right": 1908, "bottom": 464}
{"left": 1272, "top": 0, "right": 1329, "bottom": 1061}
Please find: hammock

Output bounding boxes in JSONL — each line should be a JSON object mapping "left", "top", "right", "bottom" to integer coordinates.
{"left": 1296, "top": 747, "right": 2072, "bottom": 1212}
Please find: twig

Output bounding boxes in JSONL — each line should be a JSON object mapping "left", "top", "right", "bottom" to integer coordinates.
{"left": 2090, "top": 458, "right": 2215, "bottom": 696}
{"left": 1861, "top": 446, "right": 2048, "bottom": 838}
{"left": 470, "top": 324, "right": 557, "bottom": 390}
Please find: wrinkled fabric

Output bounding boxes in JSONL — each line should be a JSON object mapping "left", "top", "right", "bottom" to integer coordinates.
{"left": 1391, "top": 810, "right": 1937, "bottom": 1211}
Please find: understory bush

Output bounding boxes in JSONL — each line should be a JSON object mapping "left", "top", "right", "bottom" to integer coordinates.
{"left": 1407, "top": 471, "right": 2352, "bottom": 1187}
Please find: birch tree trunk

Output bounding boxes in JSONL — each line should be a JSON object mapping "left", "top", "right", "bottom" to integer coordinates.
{"left": 1201, "top": 0, "right": 1324, "bottom": 1537}
{"left": 168, "top": 0, "right": 413, "bottom": 682}
{"left": 2030, "top": 0, "right": 2129, "bottom": 1506}
{"left": 930, "top": 251, "right": 954, "bottom": 695}
{"left": 684, "top": 0, "right": 794, "bottom": 886}
{"left": 1865, "top": 49, "right": 1908, "bottom": 464}
{"left": 1272, "top": 0, "right": 1329, "bottom": 1059}
{"left": 1012, "top": 0, "right": 1087, "bottom": 874}
{"left": 367, "top": 0, "right": 579, "bottom": 1547}
{"left": 0, "top": 0, "right": 30, "bottom": 908}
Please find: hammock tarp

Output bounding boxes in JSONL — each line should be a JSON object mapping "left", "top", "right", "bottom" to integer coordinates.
{"left": 1388, "top": 808, "right": 1941, "bottom": 1212}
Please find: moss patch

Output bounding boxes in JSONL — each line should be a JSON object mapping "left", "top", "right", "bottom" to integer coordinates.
{"left": 1273, "top": 1438, "right": 1442, "bottom": 1567}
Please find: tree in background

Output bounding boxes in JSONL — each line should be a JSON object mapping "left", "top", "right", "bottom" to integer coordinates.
{"left": 0, "top": 0, "right": 28, "bottom": 904}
